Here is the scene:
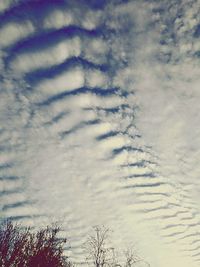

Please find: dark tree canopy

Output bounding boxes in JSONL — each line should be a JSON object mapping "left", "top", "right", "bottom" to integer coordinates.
{"left": 0, "top": 221, "right": 71, "bottom": 267}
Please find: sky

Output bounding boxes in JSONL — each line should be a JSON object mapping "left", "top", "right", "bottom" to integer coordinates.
{"left": 0, "top": 0, "right": 200, "bottom": 266}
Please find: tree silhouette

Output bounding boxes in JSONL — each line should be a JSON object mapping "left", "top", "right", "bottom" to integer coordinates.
{"left": 0, "top": 221, "right": 71, "bottom": 267}
{"left": 0, "top": 222, "right": 150, "bottom": 267}
{"left": 84, "top": 226, "right": 150, "bottom": 267}
{"left": 84, "top": 226, "right": 114, "bottom": 267}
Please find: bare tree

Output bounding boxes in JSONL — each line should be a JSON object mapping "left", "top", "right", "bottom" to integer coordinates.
{"left": 84, "top": 226, "right": 150, "bottom": 267}
{"left": 124, "top": 249, "right": 150, "bottom": 267}
{"left": 84, "top": 226, "right": 120, "bottom": 267}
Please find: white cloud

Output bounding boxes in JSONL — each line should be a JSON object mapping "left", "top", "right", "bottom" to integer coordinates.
{"left": 83, "top": 37, "right": 108, "bottom": 64}
{"left": 81, "top": 10, "right": 102, "bottom": 30}
{"left": 86, "top": 69, "right": 109, "bottom": 88}
{"left": 43, "top": 7, "right": 102, "bottom": 31}
{"left": 36, "top": 68, "right": 84, "bottom": 96}
{"left": 11, "top": 37, "right": 81, "bottom": 74}
{"left": 0, "top": 0, "right": 13, "bottom": 13}
{"left": 0, "top": 21, "right": 34, "bottom": 48}
{"left": 43, "top": 9, "right": 74, "bottom": 29}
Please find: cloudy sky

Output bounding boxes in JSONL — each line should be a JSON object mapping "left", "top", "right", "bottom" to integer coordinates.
{"left": 0, "top": 0, "right": 200, "bottom": 266}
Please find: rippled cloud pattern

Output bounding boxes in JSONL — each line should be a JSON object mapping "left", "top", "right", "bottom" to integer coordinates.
{"left": 0, "top": 1, "right": 200, "bottom": 267}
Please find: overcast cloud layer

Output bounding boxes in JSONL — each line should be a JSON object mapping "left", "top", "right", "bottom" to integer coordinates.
{"left": 0, "top": 1, "right": 200, "bottom": 267}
